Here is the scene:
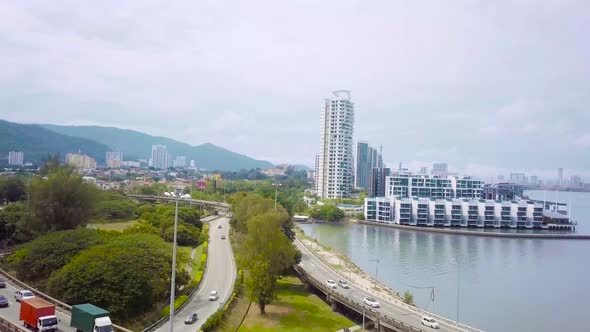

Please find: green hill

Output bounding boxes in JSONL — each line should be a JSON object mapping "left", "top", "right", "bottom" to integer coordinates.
{"left": 42, "top": 124, "right": 274, "bottom": 171}
{"left": 0, "top": 120, "right": 109, "bottom": 164}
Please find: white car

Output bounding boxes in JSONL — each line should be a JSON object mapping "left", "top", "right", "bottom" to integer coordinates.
{"left": 421, "top": 316, "right": 440, "bottom": 329}
{"left": 208, "top": 290, "right": 219, "bottom": 301}
{"left": 363, "top": 297, "right": 380, "bottom": 308}
{"left": 15, "top": 290, "right": 34, "bottom": 302}
{"left": 326, "top": 279, "right": 337, "bottom": 289}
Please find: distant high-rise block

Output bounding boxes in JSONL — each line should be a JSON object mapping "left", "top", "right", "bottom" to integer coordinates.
{"left": 8, "top": 151, "right": 24, "bottom": 166}
{"left": 151, "top": 145, "right": 168, "bottom": 169}
{"left": 106, "top": 151, "right": 123, "bottom": 168}
{"left": 369, "top": 167, "right": 391, "bottom": 197}
{"left": 66, "top": 153, "right": 97, "bottom": 170}
{"left": 316, "top": 90, "right": 354, "bottom": 199}
{"left": 432, "top": 163, "right": 448, "bottom": 176}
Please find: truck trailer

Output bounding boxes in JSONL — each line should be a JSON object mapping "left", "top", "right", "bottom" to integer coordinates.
{"left": 19, "top": 298, "right": 58, "bottom": 332}
{"left": 71, "top": 303, "right": 114, "bottom": 332}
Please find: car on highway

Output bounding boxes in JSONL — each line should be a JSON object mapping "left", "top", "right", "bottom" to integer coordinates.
{"left": 326, "top": 279, "right": 337, "bottom": 289}
{"left": 0, "top": 295, "right": 8, "bottom": 307}
{"left": 363, "top": 297, "right": 380, "bottom": 308}
{"left": 221, "top": 235, "right": 226, "bottom": 239}
{"left": 184, "top": 313, "right": 198, "bottom": 324}
{"left": 421, "top": 316, "right": 440, "bottom": 329}
{"left": 0, "top": 278, "right": 6, "bottom": 288}
{"left": 218, "top": 225, "right": 222, "bottom": 229}
{"left": 15, "top": 290, "right": 35, "bottom": 302}
{"left": 208, "top": 290, "right": 219, "bottom": 301}
{"left": 338, "top": 280, "right": 349, "bottom": 289}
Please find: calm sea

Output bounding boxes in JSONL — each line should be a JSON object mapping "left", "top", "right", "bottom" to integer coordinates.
{"left": 299, "top": 190, "right": 590, "bottom": 332}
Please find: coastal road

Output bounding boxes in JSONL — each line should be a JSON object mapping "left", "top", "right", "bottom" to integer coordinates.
{"left": 0, "top": 278, "right": 75, "bottom": 331}
{"left": 154, "top": 216, "right": 236, "bottom": 332}
{"left": 296, "top": 239, "right": 477, "bottom": 332}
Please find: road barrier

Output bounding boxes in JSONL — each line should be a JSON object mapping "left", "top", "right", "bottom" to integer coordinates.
{"left": 0, "top": 316, "right": 28, "bottom": 332}
{"left": 0, "top": 268, "right": 133, "bottom": 332}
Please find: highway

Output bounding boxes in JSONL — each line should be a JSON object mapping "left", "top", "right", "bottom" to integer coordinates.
{"left": 296, "top": 238, "right": 474, "bottom": 332}
{"left": 0, "top": 278, "right": 75, "bottom": 331}
{"left": 154, "top": 216, "right": 236, "bottom": 332}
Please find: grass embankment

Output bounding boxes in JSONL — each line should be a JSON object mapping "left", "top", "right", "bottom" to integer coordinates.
{"left": 213, "top": 275, "right": 354, "bottom": 332}
{"left": 87, "top": 220, "right": 138, "bottom": 231}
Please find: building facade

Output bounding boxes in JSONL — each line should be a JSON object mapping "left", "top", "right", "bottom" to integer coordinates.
{"left": 8, "top": 151, "right": 24, "bottom": 166}
{"left": 173, "top": 156, "right": 186, "bottom": 168}
{"left": 355, "top": 142, "right": 370, "bottom": 189}
{"left": 481, "top": 183, "right": 523, "bottom": 200}
{"left": 369, "top": 167, "right": 391, "bottom": 197}
{"left": 151, "top": 145, "right": 168, "bottom": 169}
{"left": 431, "top": 163, "right": 448, "bottom": 176}
{"left": 66, "top": 153, "right": 97, "bottom": 170}
{"left": 385, "top": 172, "right": 484, "bottom": 199}
{"left": 106, "top": 151, "right": 123, "bottom": 168}
{"left": 316, "top": 90, "right": 354, "bottom": 198}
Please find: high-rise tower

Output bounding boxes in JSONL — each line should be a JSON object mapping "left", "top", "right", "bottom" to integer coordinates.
{"left": 316, "top": 90, "right": 354, "bottom": 198}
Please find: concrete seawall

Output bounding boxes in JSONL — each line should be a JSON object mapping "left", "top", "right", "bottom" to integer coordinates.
{"left": 357, "top": 220, "right": 590, "bottom": 239}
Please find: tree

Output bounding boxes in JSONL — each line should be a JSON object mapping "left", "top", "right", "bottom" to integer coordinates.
{"left": 6, "top": 228, "right": 105, "bottom": 282}
{"left": 163, "top": 223, "right": 201, "bottom": 246}
{"left": 95, "top": 192, "right": 136, "bottom": 220}
{"left": 46, "top": 234, "right": 189, "bottom": 320}
{"left": 30, "top": 166, "right": 99, "bottom": 232}
{"left": 309, "top": 204, "right": 345, "bottom": 221}
{"left": 0, "top": 202, "right": 27, "bottom": 244}
{"left": 403, "top": 291, "right": 414, "bottom": 305}
{"left": 241, "top": 211, "right": 297, "bottom": 314}
{"left": 0, "top": 176, "right": 26, "bottom": 203}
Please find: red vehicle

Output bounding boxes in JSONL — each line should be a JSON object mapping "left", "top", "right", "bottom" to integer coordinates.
{"left": 19, "top": 298, "right": 58, "bottom": 332}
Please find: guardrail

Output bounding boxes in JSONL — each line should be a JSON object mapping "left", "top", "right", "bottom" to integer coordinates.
{"left": 296, "top": 237, "right": 484, "bottom": 332}
{"left": 0, "top": 316, "right": 28, "bottom": 332}
{"left": 0, "top": 268, "right": 133, "bottom": 332}
{"left": 128, "top": 195, "right": 230, "bottom": 210}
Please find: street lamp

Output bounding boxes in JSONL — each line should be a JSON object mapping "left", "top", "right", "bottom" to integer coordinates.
{"left": 369, "top": 259, "right": 380, "bottom": 289}
{"left": 272, "top": 182, "right": 282, "bottom": 211}
{"left": 164, "top": 188, "right": 182, "bottom": 332}
{"left": 451, "top": 258, "right": 461, "bottom": 326}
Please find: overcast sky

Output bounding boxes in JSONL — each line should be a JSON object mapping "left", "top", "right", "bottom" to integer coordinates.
{"left": 1, "top": 0, "right": 589, "bottom": 180}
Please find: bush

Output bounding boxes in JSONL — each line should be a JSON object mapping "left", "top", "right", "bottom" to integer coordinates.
{"left": 201, "top": 307, "right": 225, "bottom": 331}
{"left": 95, "top": 192, "right": 137, "bottom": 220}
{"left": 161, "top": 295, "right": 188, "bottom": 316}
{"left": 200, "top": 253, "right": 207, "bottom": 270}
{"left": 194, "top": 270, "right": 204, "bottom": 284}
{"left": 403, "top": 291, "right": 414, "bottom": 305}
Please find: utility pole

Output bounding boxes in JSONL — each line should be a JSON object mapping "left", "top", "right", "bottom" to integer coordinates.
{"left": 168, "top": 189, "right": 181, "bottom": 332}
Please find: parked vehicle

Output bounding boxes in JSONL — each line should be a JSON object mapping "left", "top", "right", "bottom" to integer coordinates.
{"left": 15, "top": 290, "right": 35, "bottom": 302}
{"left": 326, "top": 279, "right": 337, "bottom": 289}
{"left": 421, "top": 316, "right": 440, "bottom": 329}
{"left": 0, "top": 295, "right": 8, "bottom": 307}
{"left": 71, "top": 303, "right": 114, "bottom": 332}
{"left": 338, "top": 280, "right": 349, "bottom": 289}
{"left": 208, "top": 290, "right": 219, "bottom": 301}
{"left": 221, "top": 235, "right": 226, "bottom": 239}
{"left": 0, "top": 278, "right": 6, "bottom": 288}
{"left": 19, "top": 298, "right": 58, "bottom": 332}
{"left": 363, "top": 297, "right": 380, "bottom": 308}
{"left": 184, "top": 313, "right": 198, "bottom": 324}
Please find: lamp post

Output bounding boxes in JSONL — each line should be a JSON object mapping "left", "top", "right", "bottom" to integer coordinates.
{"left": 273, "top": 182, "right": 282, "bottom": 211}
{"left": 369, "top": 259, "right": 380, "bottom": 289}
{"left": 451, "top": 258, "right": 461, "bottom": 326}
{"left": 165, "top": 188, "right": 182, "bottom": 332}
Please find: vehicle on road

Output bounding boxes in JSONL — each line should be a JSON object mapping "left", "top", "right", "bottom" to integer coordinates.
{"left": 184, "top": 313, "right": 198, "bottom": 324}
{"left": 19, "top": 297, "right": 58, "bottom": 332}
{"left": 421, "top": 316, "right": 440, "bottom": 329}
{"left": 221, "top": 235, "right": 226, "bottom": 239}
{"left": 15, "top": 290, "right": 35, "bottom": 302}
{"left": 338, "top": 280, "right": 349, "bottom": 289}
{"left": 326, "top": 279, "right": 337, "bottom": 288}
{"left": 218, "top": 225, "right": 222, "bottom": 229}
{"left": 0, "top": 278, "right": 6, "bottom": 288}
{"left": 363, "top": 297, "right": 380, "bottom": 308}
{"left": 71, "top": 303, "right": 114, "bottom": 332}
{"left": 208, "top": 290, "right": 219, "bottom": 301}
{"left": 0, "top": 295, "right": 8, "bottom": 307}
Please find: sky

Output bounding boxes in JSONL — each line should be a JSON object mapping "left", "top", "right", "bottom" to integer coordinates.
{"left": 1, "top": 0, "right": 589, "bottom": 180}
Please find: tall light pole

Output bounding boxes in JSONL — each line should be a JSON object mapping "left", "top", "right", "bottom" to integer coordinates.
{"left": 451, "top": 258, "right": 461, "bottom": 326}
{"left": 273, "top": 182, "right": 282, "bottom": 211}
{"left": 369, "top": 259, "right": 380, "bottom": 289}
{"left": 166, "top": 188, "right": 182, "bottom": 332}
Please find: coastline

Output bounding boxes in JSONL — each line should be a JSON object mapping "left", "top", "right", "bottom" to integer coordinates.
{"left": 355, "top": 220, "right": 590, "bottom": 239}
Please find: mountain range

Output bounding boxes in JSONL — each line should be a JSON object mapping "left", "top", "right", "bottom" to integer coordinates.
{"left": 0, "top": 120, "right": 274, "bottom": 171}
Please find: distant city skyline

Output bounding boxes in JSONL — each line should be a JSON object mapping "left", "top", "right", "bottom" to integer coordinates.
{"left": 0, "top": 1, "right": 588, "bottom": 177}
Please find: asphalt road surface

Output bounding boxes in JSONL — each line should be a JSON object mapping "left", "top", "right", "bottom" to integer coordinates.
{"left": 155, "top": 216, "right": 236, "bottom": 332}
{"left": 296, "top": 238, "right": 477, "bottom": 332}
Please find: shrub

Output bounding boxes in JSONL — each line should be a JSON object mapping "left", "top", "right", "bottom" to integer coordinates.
{"left": 403, "top": 291, "right": 414, "bottom": 305}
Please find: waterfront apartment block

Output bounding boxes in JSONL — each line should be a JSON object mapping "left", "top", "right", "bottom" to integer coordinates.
{"left": 8, "top": 151, "right": 24, "bottom": 166}
{"left": 315, "top": 90, "right": 354, "bottom": 199}
{"left": 386, "top": 172, "right": 484, "bottom": 199}
{"left": 365, "top": 196, "right": 545, "bottom": 229}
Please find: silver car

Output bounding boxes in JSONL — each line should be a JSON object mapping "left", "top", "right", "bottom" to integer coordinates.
{"left": 208, "top": 290, "right": 219, "bottom": 301}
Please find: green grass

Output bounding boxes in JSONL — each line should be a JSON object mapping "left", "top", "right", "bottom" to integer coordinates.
{"left": 87, "top": 220, "right": 138, "bottom": 231}
{"left": 214, "top": 275, "right": 354, "bottom": 332}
